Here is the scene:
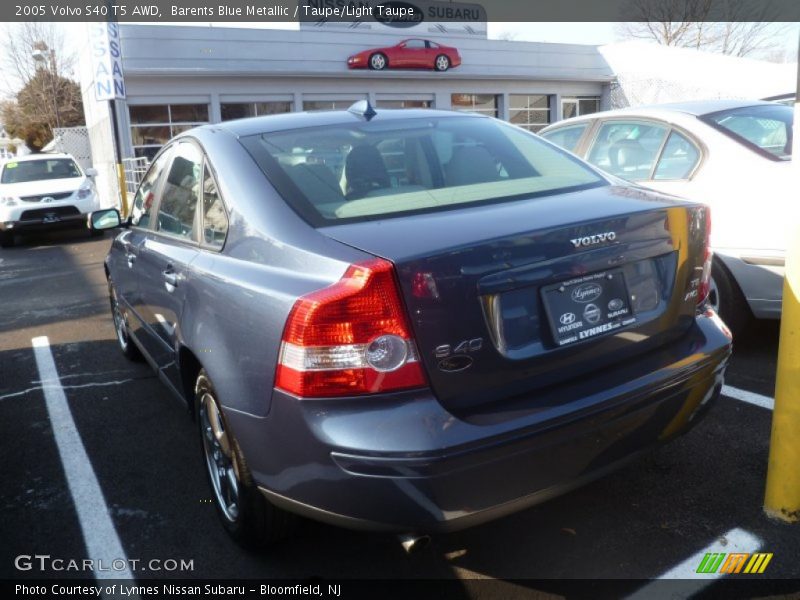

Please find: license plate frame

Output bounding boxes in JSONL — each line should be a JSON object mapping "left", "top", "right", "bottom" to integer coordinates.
{"left": 541, "top": 269, "right": 636, "bottom": 347}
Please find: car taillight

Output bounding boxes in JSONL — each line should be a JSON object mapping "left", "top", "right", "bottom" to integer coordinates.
{"left": 275, "top": 258, "right": 427, "bottom": 397}
{"left": 697, "top": 206, "right": 713, "bottom": 306}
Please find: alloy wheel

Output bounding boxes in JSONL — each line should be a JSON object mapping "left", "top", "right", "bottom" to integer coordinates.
{"left": 370, "top": 54, "right": 386, "bottom": 70}
{"left": 110, "top": 287, "right": 130, "bottom": 352}
{"left": 200, "top": 392, "right": 240, "bottom": 522}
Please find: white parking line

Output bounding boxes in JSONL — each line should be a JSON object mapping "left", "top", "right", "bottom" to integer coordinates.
{"left": 0, "top": 379, "right": 136, "bottom": 402}
{"left": 721, "top": 385, "right": 774, "bottom": 410}
{"left": 32, "top": 336, "right": 136, "bottom": 583}
{"left": 625, "top": 527, "right": 763, "bottom": 599}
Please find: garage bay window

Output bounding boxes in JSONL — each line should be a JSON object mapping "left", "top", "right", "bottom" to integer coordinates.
{"left": 375, "top": 100, "right": 432, "bottom": 109}
{"left": 130, "top": 104, "right": 209, "bottom": 159}
{"left": 304, "top": 100, "right": 365, "bottom": 111}
{"left": 509, "top": 94, "right": 551, "bottom": 132}
{"left": 451, "top": 94, "right": 499, "bottom": 118}
{"left": 562, "top": 97, "right": 600, "bottom": 120}
{"left": 221, "top": 102, "right": 292, "bottom": 121}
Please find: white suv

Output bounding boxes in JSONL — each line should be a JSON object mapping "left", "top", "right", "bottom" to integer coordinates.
{"left": 0, "top": 153, "right": 102, "bottom": 247}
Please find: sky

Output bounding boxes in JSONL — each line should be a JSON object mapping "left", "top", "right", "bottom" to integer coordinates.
{"left": 489, "top": 22, "right": 799, "bottom": 55}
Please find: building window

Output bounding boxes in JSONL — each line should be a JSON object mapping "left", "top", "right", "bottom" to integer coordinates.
{"left": 220, "top": 102, "right": 292, "bottom": 121}
{"left": 130, "top": 103, "right": 209, "bottom": 159}
{"left": 303, "top": 100, "right": 364, "bottom": 111}
{"left": 509, "top": 94, "right": 550, "bottom": 132}
{"left": 451, "top": 94, "right": 498, "bottom": 117}
{"left": 375, "top": 100, "right": 432, "bottom": 109}
{"left": 562, "top": 97, "right": 600, "bottom": 120}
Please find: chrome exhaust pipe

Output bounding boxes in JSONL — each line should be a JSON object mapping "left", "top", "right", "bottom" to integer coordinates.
{"left": 398, "top": 533, "right": 431, "bottom": 554}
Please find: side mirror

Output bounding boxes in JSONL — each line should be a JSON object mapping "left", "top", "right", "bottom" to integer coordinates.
{"left": 85, "top": 167, "right": 98, "bottom": 177}
{"left": 88, "top": 208, "right": 122, "bottom": 231}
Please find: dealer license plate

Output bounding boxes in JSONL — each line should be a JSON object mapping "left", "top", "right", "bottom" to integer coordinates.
{"left": 542, "top": 270, "right": 636, "bottom": 346}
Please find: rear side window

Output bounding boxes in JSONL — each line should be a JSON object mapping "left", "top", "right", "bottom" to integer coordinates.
{"left": 540, "top": 124, "right": 589, "bottom": 153}
{"left": 587, "top": 121, "right": 669, "bottom": 181}
{"left": 157, "top": 143, "right": 202, "bottom": 240}
{"left": 653, "top": 131, "right": 700, "bottom": 180}
{"left": 702, "top": 104, "right": 793, "bottom": 160}
{"left": 131, "top": 148, "right": 173, "bottom": 228}
{"left": 201, "top": 167, "right": 228, "bottom": 248}
{"left": 241, "top": 116, "right": 605, "bottom": 225}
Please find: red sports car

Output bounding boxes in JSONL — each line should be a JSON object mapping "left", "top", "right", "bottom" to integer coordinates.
{"left": 347, "top": 39, "right": 461, "bottom": 71}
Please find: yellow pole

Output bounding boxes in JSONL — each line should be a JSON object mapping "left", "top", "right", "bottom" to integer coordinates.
{"left": 116, "top": 163, "right": 129, "bottom": 219}
{"left": 764, "top": 223, "right": 800, "bottom": 522}
{"left": 763, "top": 53, "right": 800, "bottom": 521}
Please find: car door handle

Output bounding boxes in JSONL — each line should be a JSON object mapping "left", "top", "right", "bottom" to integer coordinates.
{"left": 163, "top": 269, "right": 180, "bottom": 289}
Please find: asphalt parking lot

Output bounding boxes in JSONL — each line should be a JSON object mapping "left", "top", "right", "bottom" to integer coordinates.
{"left": 1, "top": 229, "right": 798, "bottom": 596}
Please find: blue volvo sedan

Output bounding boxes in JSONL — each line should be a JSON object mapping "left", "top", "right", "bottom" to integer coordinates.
{"left": 91, "top": 103, "right": 731, "bottom": 549}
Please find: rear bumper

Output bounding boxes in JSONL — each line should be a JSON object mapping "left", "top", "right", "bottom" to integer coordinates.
{"left": 226, "top": 311, "right": 731, "bottom": 533}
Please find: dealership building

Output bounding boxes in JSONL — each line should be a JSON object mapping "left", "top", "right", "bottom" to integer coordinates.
{"left": 80, "top": 16, "right": 615, "bottom": 205}
{"left": 116, "top": 22, "right": 611, "bottom": 158}
{"left": 79, "top": 12, "right": 796, "bottom": 209}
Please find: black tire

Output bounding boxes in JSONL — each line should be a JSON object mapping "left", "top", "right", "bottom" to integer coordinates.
{"left": 196, "top": 370, "right": 293, "bottom": 549}
{"left": 109, "top": 280, "right": 143, "bottom": 361}
{"left": 709, "top": 258, "right": 752, "bottom": 337}
{"left": 434, "top": 54, "right": 450, "bottom": 71}
{"left": 0, "top": 231, "right": 15, "bottom": 248}
{"left": 369, "top": 52, "right": 388, "bottom": 70}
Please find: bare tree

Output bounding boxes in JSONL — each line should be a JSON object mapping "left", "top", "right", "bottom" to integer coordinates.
{"left": 496, "top": 30, "right": 519, "bottom": 41}
{"left": 616, "top": 0, "right": 790, "bottom": 60}
{"left": 1, "top": 23, "right": 76, "bottom": 96}
{"left": 0, "top": 23, "right": 83, "bottom": 151}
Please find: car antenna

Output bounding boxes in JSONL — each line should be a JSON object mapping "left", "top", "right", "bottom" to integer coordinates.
{"left": 348, "top": 99, "right": 377, "bottom": 121}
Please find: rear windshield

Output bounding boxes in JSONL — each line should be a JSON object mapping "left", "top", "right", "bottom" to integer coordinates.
{"left": 1, "top": 158, "right": 82, "bottom": 184}
{"left": 241, "top": 116, "right": 606, "bottom": 225}
{"left": 701, "top": 104, "right": 793, "bottom": 160}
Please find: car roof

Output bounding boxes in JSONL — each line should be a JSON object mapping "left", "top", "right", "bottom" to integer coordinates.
{"left": 204, "top": 108, "right": 481, "bottom": 137}
{"left": 543, "top": 99, "right": 782, "bottom": 129}
{"left": 631, "top": 98, "right": 781, "bottom": 115}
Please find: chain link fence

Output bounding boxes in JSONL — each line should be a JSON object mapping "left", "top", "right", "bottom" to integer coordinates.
{"left": 609, "top": 76, "right": 752, "bottom": 110}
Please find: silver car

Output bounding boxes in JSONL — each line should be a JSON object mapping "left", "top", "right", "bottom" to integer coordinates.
{"left": 541, "top": 100, "right": 793, "bottom": 334}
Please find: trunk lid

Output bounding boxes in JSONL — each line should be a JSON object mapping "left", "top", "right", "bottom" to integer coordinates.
{"left": 320, "top": 185, "right": 708, "bottom": 412}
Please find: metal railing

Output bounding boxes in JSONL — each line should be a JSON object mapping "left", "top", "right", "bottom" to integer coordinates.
{"left": 122, "top": 156, "right": 150, "bottom": 197}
